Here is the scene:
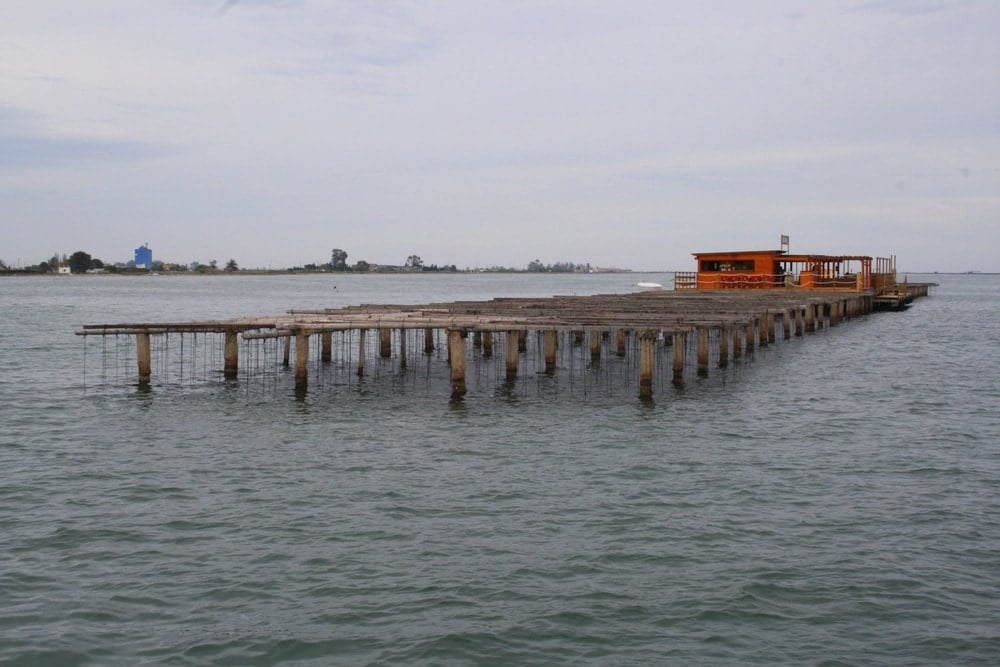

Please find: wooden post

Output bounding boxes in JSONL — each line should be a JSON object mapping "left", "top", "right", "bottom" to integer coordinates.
{"left": 745, "top": 321, "right": 755, "bottom": 353}
{"left": 223, "top": 329, "right": 239, "bottom": 379}
{"left": 795, "top": 307, "right": 804, "bottom": 337}
{"left": 639, "top": 333, "right": 656, "bottom": 399}
{"left": 357, "top": 329, "right": 366, "bottom": 376}
{"left": 505, "top": 330, "right": 519, "bottom": 380}
{"left": 782, "top": 309, "right": 792, "bottom": 339}
{"left": 295, "top": 331, "right": 309, "bottom": 389}
{"left": 697, "top": 328, "right": 709, "bottom": 376}
{"left": 766, "top": 313, "right": 776, "bottom": 344}
{"left": 448, "top": 329, "right": 467, "bottom": 398}
{"left": 321, "top": 331, "right": 332, "bottom": 363}
{"left": 380, "top": 328, "right": 392, "bottom": 357}
{"left": 136, "top": 332, "right": 151, "bottom": 385}
{"left": 616, "top": 329, "right": 627, "bottom": 357}
{"left": 544, "top": 330, "right": 557, "bottom": 372}
{"left": 399, "top": 328, "right": 407, "bottom": 369}
{"left": 518, "top": 330, "right": 527, "bottom": 352}
{"left": 282, "top": 335, "right": 291, "bottom": 367}
{"left": 482, "top": 332, "right": 493, "bottom": 357}
{"left": 424, "top": 328, "right": 434, "bottom": 354}
{"left": 672, "top": 332, "right": 685, "bottom": 380}
{"left": 574, "top": 331, "right": 584, "bottom": 346}
{"left": 805, "top": 304, "right": 815, "bottom": 332}
{"left": 733, "top": 326, "right": 743, "bottom": 359}
{"left": 718, "top": 326, "right": 729, "bottom": 368}
{"left": 589, "top": 329, "right": 602, "bottom": 360}
{"left": 757, "top": 316, "right": 767, "bottom": 347}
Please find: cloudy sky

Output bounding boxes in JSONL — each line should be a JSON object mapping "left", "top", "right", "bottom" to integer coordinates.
{"left": 2, "top": 0, "right": 997, "bottom": 271}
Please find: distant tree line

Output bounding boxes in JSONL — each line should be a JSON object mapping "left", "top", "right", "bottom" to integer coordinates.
{"left": 526, "top": 260, "right": 593, "bottom": 273}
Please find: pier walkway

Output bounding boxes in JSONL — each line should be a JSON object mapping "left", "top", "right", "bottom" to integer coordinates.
{"left": 78, "top": 286, "right": 930, "bottom": 399}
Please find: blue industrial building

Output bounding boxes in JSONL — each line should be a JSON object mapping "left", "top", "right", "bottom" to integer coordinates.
{"left": 134, "top": 244, "right": 153, "bottom": 269}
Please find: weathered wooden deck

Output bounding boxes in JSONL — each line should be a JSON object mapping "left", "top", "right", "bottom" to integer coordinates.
{"left": 77, "top": 286, "right": 930, "bottom": 399}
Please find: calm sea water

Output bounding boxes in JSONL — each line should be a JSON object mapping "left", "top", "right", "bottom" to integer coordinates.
{"left": 1, "top": 272, "right": 998, "bottom": 666}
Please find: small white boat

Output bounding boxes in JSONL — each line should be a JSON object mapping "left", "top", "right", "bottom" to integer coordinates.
{"left": 636, "top": 281, "right": 664, "bottom": 291}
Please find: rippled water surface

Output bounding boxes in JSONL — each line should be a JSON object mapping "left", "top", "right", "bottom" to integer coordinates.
{"left": 1, "top": 273, "right": 998, "bottom": 665}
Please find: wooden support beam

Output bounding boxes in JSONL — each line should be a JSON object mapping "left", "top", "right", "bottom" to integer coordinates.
{"left": 448, "top": 329, "right": 467, "bottom": 398}
{"left": 745, "top": 321, "right": 755, "bottom": 353}
{"left": 697, "top": 328, "right": 710, "bottom": 376}
{"left": 574, "top": 330, "right": 584, "bottom": 346}
{"left": 672, "top": 332, "right": 685, "bottom": 380}
{"left": 505, "top": 330, "right": 519, "bottom": 380}
{"left": 795, "top": 308, "right": 804, "bottom": 337}
{"left": 283, "top": 335, "right": 291, "bottom": 367}
{"left": 399, "top": 328, "right": 407, "bottom": 369}
{"left": 544, "top": 330, "right": 557, "bottom": 372}
{"left": 757, "top": 316, "right": 768, "bottom": 347}
{"left": 424, "top": 328, "right": 435, "bottom": 354}
{"left": 136, "top": 332, "right": 151, "bottom": 385}
{"left": 589, "top": 329, "right": 602, "bottom": 360}
{"left": 295, "top": 331, "right": 309, "bottom": 389}
{"left": 357, "top": 329, "right": 366, "bottom": 377}
{"left": 639, "top": 333, "right": 656, "bottom": 399}
{"left": 782, "top": 308, "right": 791, "bottom": 339}
{"left": 224, "top": 330, "right": 239, "bottom": 379}
{"left": 766, "top": 313, "right": 776, "bottom": 344}
{"left": 518, "top": 330, "right": 527, "bottom": 352}
{"left": 718, "top": 326, "right": 729, "bottom": 368}
{"left": 321, "top": 331, "right": 332, "bottom": 363}
{"left": 482, "top": 331, "right": 493, "bottom": 357}
{"left": 733, "top": 326, "right": 743, "bottom": 359}
{"left": 616, "top": 329, "right": 627, "bottom": 357}
{"left": 380, "top": 328, "right": 392, "bottom": 357}
{"left": 805, "top": 304, "right": 815, "bottom": 332}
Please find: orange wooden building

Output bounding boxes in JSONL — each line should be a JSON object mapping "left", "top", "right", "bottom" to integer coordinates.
{"left": 674, "top": 250, "right": 897, "bottom": 292}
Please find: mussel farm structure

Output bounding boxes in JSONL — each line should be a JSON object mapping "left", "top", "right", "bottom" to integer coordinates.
{"left": 78, "top": 268, "right": 932, "bottom": 401}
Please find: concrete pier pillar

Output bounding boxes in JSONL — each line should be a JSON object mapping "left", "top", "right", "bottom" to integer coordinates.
{"left": 672, "top": 332, "right": 685, "bottom": 380}
{"left": 137, "top": 332, "right": 151, "bottom": 385}
{"left": 718, "top": 326, "right": 729, "bottom": 368}
{"left": 357, "top": 329, "right": 366, "bottom": 377}
{"left": 224, "top": 330, "right": 239, "bottom": 379}
{"left": 505, "top": 330, "right": 519, "bottom": 380}
{"left": 424, "top": 328, "right": 435, "bottom": 354}
{"left": 639, "top": 333, "right": 656, "bottom": 399}
{"left": 283, "top": 335, "right": 291, "bottom": 367}
{"left": 448, "top": 329, "right": 466, "bottom": 398}
{"left": 399, "top": 329, "right": 407, "bottom": 369}
{"left": 321, "top": 332, "right": 332, "bottom": 363}
{"left": 544, "top": 330, "right": 557, "bottom": 372}
{"left": 380, "top": 328, "right": 392, "bottom": 357}
{"left": 295, "top": 331, "right": 309, "bottom": 389}
{"left": 697, "top": 328, "right": 710, "bottom": 376}
{"left": 616, "top": 329, "right": 627, "bottom": 357}
{"left": 589, "top": 329, "right": 602, "bottom": 360}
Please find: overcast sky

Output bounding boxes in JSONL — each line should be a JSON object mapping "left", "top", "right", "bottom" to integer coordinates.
{"left": 2, "top": 0, "right": 997, "bottom": 272}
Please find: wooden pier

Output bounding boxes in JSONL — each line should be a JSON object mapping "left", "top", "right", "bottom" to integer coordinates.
{"left": 77, "top": 285, "right": 932, "bottom": 400}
